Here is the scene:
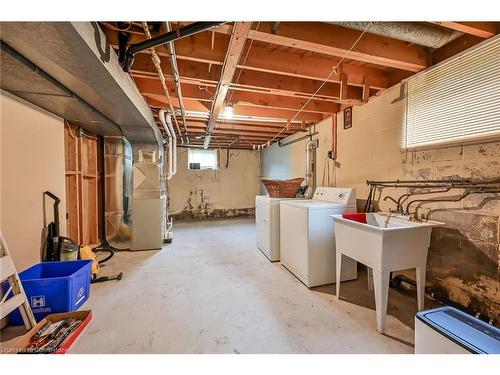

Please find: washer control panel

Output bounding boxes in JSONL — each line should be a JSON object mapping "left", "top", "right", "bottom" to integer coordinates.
{"left": 312, "top": 187, "right": 356, "bottom": 205}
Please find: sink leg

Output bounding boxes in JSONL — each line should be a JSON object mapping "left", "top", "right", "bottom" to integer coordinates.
{"left": 336, "top": 251, "right": 342, "bottom": 299}
{"left": 367, "top": 267, "right": 374, "bottom": 291}
{"left": 373, "top": 270, "right": 390, "bottom": 334}
{"left": 416, "top": 264, "right": 426, "bottom": 311}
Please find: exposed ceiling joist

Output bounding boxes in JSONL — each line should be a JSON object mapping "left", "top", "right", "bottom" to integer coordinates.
{"left": 431, "top": 22, "right": 497, "bottom": 39}
{"left": 131, "top": 65, "right": 362, "bottom": 105}
{"left": 98, "top": 21, "right": 499, "bottom": 149}
{"left": 204, "top": 22, "right": 252, "bottom": 148}
{"left": 212, "top": 22, "right": 430, "bottom": 72}
{"left": 104, "top": 30, "right": 390, "bottom": 91}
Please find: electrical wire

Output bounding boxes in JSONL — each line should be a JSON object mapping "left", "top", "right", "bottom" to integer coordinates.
{"left": 257, "top": 22, "right": 373, "bottom": 148}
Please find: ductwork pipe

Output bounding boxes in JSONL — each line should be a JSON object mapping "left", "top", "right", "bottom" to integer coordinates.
{"left": 159, "top": 109, "right": 177, "bottom": 180}
{"left": 328, "top": 22, "right": 462, "bottom": 49}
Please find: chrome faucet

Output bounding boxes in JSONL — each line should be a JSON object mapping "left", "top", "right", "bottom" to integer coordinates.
{"left": 383, "top": 211, "right": 394, "bottom": 228}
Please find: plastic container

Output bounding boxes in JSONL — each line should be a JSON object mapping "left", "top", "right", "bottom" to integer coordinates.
{"left": 415, "top": 306, "right": 500, "bottom": 354}
{"left": 60, "top": 242, "right": 79, "bottom": 261}
{"left": 6, "top": 260, "right": 92, "bottom": 325}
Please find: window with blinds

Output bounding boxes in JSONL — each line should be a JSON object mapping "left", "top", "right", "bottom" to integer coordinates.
{"left": 404, "top": 36, "right": 500, "bottom": 149}
{"left": 188, "top": 148, "right": 218, "bottom": 170}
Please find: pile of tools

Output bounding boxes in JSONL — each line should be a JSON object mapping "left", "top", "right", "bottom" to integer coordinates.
{"left": 20, "top": 319, "right": 82, "bottom": 354}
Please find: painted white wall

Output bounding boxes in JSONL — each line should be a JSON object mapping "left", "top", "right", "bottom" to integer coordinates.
{"left": 0, "top": 91, "right": 66, "bottom": 271}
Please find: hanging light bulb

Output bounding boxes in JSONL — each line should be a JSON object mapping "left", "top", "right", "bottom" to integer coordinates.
{"left": 222, "top": 103, "right": 234, "bottom": 118}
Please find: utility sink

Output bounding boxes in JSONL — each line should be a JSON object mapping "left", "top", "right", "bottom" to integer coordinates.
{"left": 331, "top": 213, "right": 443, "bottom": 333}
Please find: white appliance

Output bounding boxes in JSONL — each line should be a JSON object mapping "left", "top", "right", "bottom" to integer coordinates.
{"left": 280, "top": 187, "right": 358, "bottom": 287}
{"left": 415, "top": 306, "right": 500, "bottom": 354}
{"left": 255, "top": 196, "right": 301, "bottom": 261}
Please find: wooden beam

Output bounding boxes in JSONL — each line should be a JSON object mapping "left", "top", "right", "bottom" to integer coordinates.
{"left": 247, "top": 23, "right": 429, "bottom": 72}
{"left": 431, "top": 22, "right": 497, "bottom": 39}
{"left": 431, "top": 34, "right": 483, "bottom": 64}
{"left": 184, "top": 121, "right": 294, "bottom": 134}
{"left": 231, "top": 104, "right": 323, "bottom": 122}
{"left": 362, "top": 77, "right": 370, "bottom": 103}
{"left": 204, "top": 22, "right": 252, "bottom": 148}
{"left": 228, "top": 90, "right": 339, "bottom": 114}
{"left": 131, "top": 63, "right": 363, "bottom": 103}
{"left": 134, "top": 75, "right": 340, "bottom": 116}
{"left": 340, "top": 73, "right": 348, "bottom": 100}
{"left": 176, "top": 22, "right": 429, "bottom": 72}
{"left": 103, "top": 26, "right": 391, "bottom": 91}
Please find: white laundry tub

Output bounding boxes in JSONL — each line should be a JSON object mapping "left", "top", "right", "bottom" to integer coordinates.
{"left": 331, "top": 213, "right": 443, "bottom": 333}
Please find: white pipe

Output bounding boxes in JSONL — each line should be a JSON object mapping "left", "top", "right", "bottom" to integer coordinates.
{"left": 159, "top": 109, "right": 174, "bottom": 180}
{"left": 305, "top": 139, "right": 318, "bottom": 197}
{"left": 165, "top": 113, "right": 177, "bottom": 177}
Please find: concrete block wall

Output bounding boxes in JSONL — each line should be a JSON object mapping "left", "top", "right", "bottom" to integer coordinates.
{"left": 262, "top": 82, "right": 500, "bottom": 320}
{"left": 334, "top": 84, "right": 500, "bottom": 320}
{"left": 395, "top": 144, "right": 500, "bottom": 319}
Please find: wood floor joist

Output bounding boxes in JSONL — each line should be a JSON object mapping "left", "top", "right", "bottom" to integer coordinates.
{"left": 431, "top": 22, "right": 498, "bottom": 39}
{"left": 210, "top": 22, "right": 430, "bottom": 72}
{"left": 99, "top": 21, "right": 499, "bottom": 148}
{"left": 204, "top": 22, "right": 252, "bottom": 147}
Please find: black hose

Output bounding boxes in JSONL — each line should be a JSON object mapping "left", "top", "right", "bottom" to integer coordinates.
{"left": 91, "top": 242, "right": 116, "bottom": 264}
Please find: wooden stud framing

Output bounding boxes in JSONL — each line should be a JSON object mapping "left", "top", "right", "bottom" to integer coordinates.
{"left": 64, "top": 122, "right": 101, "bottom": 246}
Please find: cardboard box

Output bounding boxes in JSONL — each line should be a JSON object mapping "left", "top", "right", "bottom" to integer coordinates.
{"left": 5, "top": 310, "right": 92, "bottom": 354}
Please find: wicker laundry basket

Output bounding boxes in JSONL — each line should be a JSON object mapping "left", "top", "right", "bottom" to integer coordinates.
{"left": 260, "top": 178, "right": 304, "bottom": 198}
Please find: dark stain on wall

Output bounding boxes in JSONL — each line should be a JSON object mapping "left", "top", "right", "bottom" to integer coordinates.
{"left": 172, "top": 189, "right": 255, "bottom": 221}
{"left": 172, "top": 207, "right": 255, "bottom": 221}
{"left": 425, "top": 210, "right": 500, "bottom": 321}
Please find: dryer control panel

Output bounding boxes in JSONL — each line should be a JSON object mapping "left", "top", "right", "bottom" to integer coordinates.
{"left": 312, "top": 187, "right": 356, "bottom": 205}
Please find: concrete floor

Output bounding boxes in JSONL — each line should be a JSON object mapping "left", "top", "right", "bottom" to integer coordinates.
{"left": 1, "top": 218, "right": 436, "bottom": 353}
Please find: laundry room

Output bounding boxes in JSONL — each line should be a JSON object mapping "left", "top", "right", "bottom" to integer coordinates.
{"left": 0, "top": 1, "right": 499, "bottom": 372}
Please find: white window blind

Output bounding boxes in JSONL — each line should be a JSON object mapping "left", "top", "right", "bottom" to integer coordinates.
{"left": 188, "top": 148, "right": 218, "bottom": 170}
{"left": 404, "top": 36, "right": 500, "bottom": 149}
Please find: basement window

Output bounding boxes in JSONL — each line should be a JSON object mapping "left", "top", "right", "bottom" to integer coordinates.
{"left": 403, "top": 37, "right": 500, "bottom": 150}
{"left": 188, "top": 148, "right": 218, "bottom": 170}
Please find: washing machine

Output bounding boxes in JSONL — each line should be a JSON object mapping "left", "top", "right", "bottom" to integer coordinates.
{"left": 280, "top": 187, "right": 358, "bottom": 287}
{"left": 255, "top": 195, "right": 302, "bottom": 261}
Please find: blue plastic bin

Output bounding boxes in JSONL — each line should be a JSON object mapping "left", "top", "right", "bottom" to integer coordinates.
{"left": 6, "top": 260, "right": 92, "bottom": 325}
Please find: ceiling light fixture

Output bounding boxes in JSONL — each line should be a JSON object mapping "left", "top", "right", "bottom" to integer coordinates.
{"left": 222, "top": 103, "right": 234, "bottom": 118}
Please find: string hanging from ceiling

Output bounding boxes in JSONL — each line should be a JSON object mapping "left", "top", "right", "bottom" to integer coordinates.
{"left": 252, "top": 21, "right": 373, "bottom": 151}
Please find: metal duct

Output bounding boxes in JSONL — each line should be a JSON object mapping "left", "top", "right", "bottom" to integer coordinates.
{"left": 0, "top": 22, "right": 161, "bottom": 144}
{"left": 0, "top": 22, "right": 165, "bottom": 250}
{"left": 104, "top": 137, "right": 133, "bottom": 249}
{"left": 329, "top": 22, "right": 462, "bottom": 49}
{"left": 0, "top": 41, "right": 121, "bottom": 136}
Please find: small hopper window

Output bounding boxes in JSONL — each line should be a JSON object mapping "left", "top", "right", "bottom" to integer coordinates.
{"left": 188, "top": 149, "right": 218, "bottom": 170}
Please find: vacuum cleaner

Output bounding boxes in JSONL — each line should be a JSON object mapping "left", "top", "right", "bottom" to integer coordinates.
{"left": 41, "top": 191, "right": 122, "bottom": 283}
